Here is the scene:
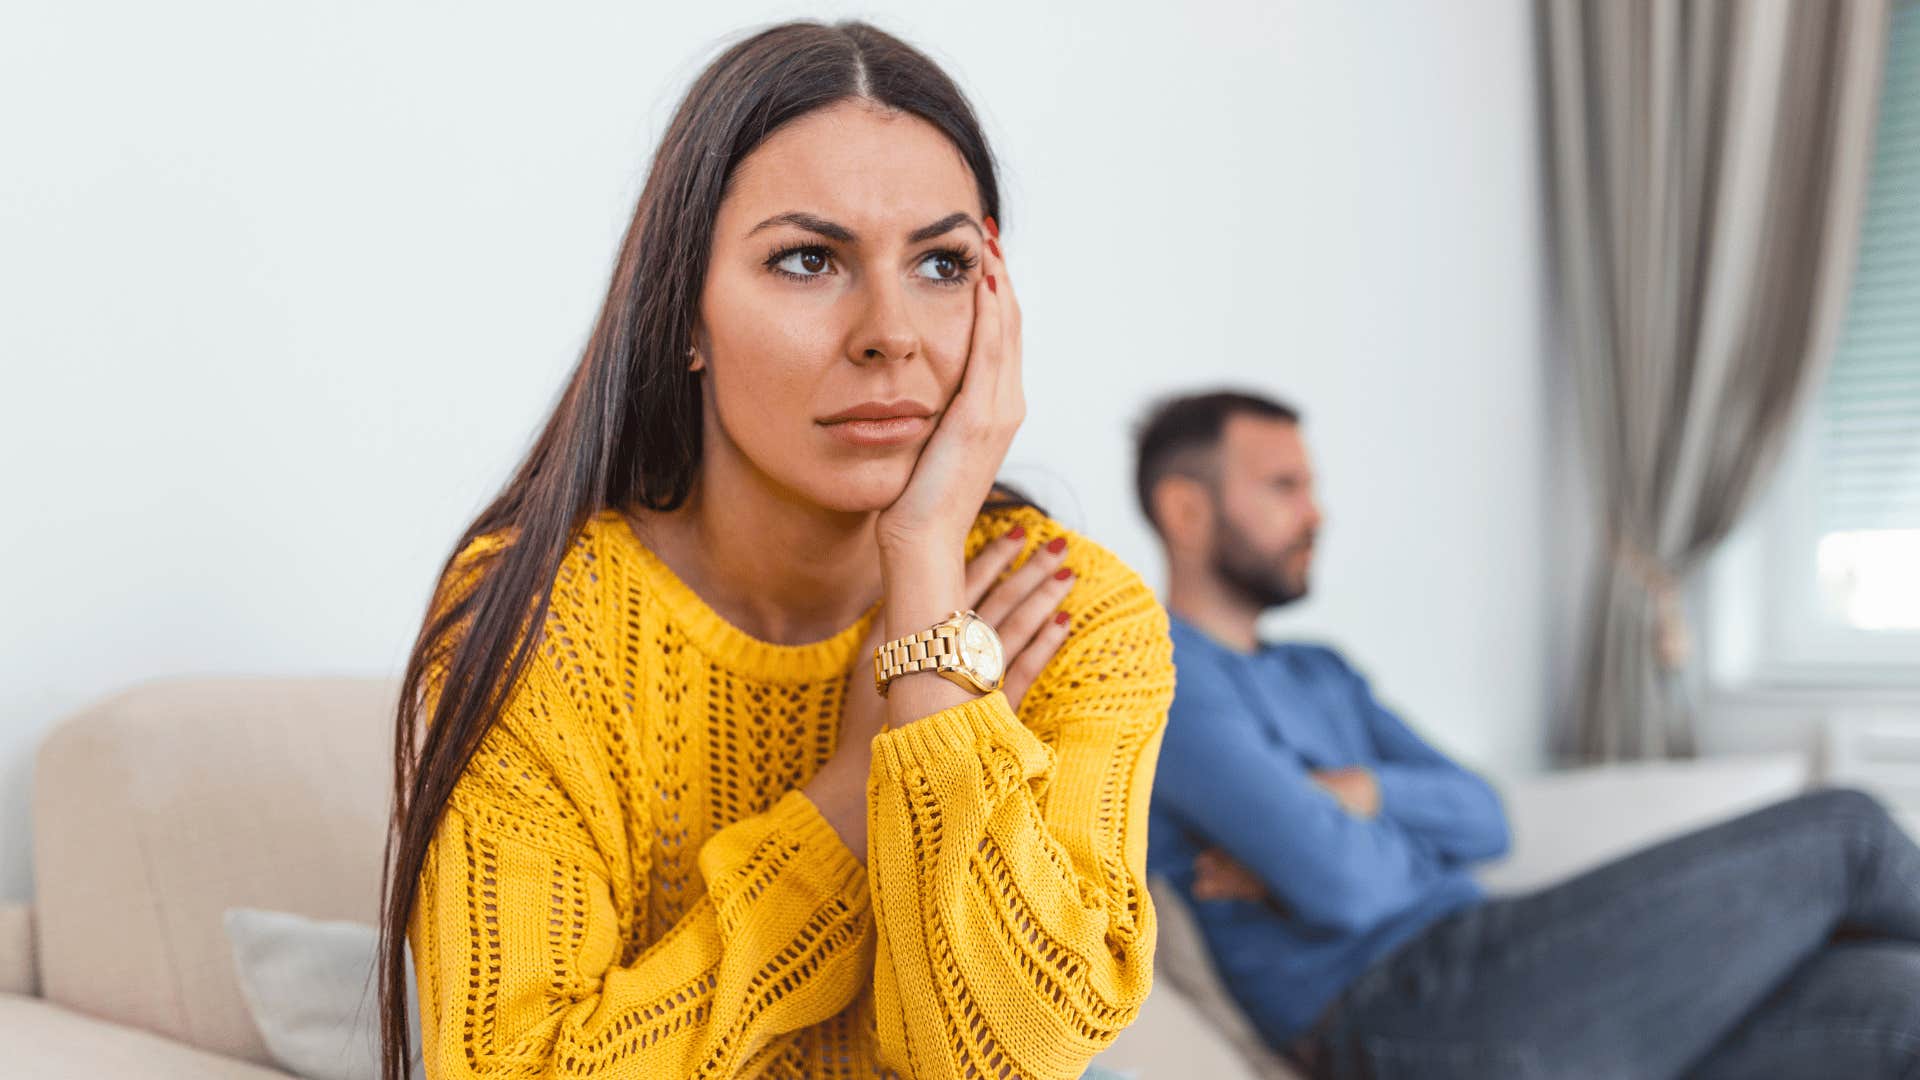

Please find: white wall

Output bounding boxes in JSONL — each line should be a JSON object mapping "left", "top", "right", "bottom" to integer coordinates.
{"left": 0, "top": 0, "right": 1550, "bottom": 902}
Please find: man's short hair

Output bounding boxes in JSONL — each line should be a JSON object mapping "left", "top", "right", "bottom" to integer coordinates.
{"left": 1132, "top": 390, "right": 1301, "bottom": 535}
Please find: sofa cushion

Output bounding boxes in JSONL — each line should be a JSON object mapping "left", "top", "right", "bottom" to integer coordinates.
{"left": 32, "top": 677, "right": 399, "bottom": 1065}
{"left": 0, "top": 992, "right": 296, "bottom": 1079}
{"left": 225, "top": 908, "right": 423, "bottom": 1080}
{"left": 1088, "top": 963, "right": 1300, "bottom": 1080}
{"left": 0, "top": 902, "right": 34, "bottom": 995}
{"left": 1133, "top": 876, "right": 1302, "bottom": 1080}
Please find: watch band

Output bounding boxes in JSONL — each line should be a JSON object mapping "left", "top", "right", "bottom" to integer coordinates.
{"left": 873, "top": 610, "right": 968, "bottom": 696}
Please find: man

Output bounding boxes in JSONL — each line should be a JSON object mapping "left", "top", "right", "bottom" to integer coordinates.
{"left": 1136, "top": 390, "right": 1920, "bottom": 1079}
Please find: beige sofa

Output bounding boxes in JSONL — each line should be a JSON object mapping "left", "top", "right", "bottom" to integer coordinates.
{"left": 3, "top": 678, "right": 396, "bottom": 1079}
{"left": 0, "top": 677, "right": 1811, "bottom": 1079}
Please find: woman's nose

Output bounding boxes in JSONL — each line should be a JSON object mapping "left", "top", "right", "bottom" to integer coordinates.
{"left": 848, "top": 279, "right": 921, "bottom": 364}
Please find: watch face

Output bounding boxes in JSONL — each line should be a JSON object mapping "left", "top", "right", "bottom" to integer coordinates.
{"left": 959, "top": 615, "right": 1004, "bottom": 684}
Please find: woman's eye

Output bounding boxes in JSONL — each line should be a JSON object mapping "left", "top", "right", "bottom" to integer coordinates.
{"left": 917, "top": 252, "right": 962, "bottom": 281}
{"left": 773, "top": 247, "right": 833, "bottom": 277}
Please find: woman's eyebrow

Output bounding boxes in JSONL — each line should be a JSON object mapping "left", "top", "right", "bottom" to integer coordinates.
{"left": 905, "top": 212, "right": 980, "bottom": 244}
{"left": 748, "top": 212, "right": 854, "bottom": 242}
{"left": 746, "top": 211, "right": 982, "bottom": 245}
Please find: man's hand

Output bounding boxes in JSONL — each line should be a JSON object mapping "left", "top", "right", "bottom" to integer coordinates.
{"left": 1311, "top": 766, "right": 1381, "bottom": 818}
{"left": 1190, "top": 770, "right": 1378, "bottom": 906}
{"left": 1192, "top": 847, "right": 1268, "bottom": 903}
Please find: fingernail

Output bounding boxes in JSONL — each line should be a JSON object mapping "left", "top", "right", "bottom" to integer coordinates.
{"left": 1006, "top": 525, "right": 1026, "bottom": 540}
{"left": 987, "top": 274, "right": 997, "bottom": 294}
{"left": 987, "top": 237, "right": 1002, "bottom": 258}
{"left": 1054, "top": 610, "right": 1071, "bottom": 625}
{"left": 1053, "top": 568, "right": 1072, "bottom": 581}
{"left": 984, "top": 215, "right": 999, "bottom": 239}
{"left": 1046, "top": 537, "right": 1067, "bottom": 554}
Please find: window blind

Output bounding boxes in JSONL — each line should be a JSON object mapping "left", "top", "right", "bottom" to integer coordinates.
{"left": 1818, "top": 1, "right": 1920, "bottom": 534}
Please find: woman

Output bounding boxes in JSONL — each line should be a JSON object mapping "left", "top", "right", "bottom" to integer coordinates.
{"left": 377, "top": 20, "right": 1175, "bottom": 1080}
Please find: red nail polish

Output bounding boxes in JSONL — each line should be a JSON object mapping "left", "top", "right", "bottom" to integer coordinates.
{"left": 987, "top": 274, "right": 997, "bottom": 294}
{"left": 1006, "top": 525, "right": 1026, "bottom": 540}
{"left": 1054, "top": 610, "right": 1071, "bottom": 626}
{"left": 985, "top": 215, "right": 999, "bottom": 239}
{"left": 987, "top": 237, "right": 1002, "bottom": 259}
{"left": 1053, "top": 568, "right": 1072, "bottom": 581}
{"left": 1046, "top": 537, "right": 1067, "bottom": 554}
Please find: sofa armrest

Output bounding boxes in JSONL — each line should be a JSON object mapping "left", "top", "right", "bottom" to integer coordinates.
{"left": 1476, "top": 751, "right": 1811, "bottom": 895}
{"left": 0, "top": 902, "right": 35, "bottom": 996}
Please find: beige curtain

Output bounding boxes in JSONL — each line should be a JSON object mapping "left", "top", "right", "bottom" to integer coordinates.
{"left": 1541, "top": 0, "right": 1891, "bottom": 760}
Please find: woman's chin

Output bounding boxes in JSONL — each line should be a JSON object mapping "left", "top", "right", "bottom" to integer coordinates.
{"left": 801, "top": 465, "right": 913, "bottom": 515}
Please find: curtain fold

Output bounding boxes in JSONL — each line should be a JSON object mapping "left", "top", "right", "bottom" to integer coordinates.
{"left": 1540, "top": 0, "right": 1892, "bottom": 760}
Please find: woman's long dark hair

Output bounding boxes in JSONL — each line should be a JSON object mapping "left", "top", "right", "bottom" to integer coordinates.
{"left": 376, "top": 19, "right": 1039, "bottom": 1079}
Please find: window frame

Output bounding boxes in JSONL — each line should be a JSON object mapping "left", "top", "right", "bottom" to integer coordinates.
{"left": 1704, "top": 406, "right": 1920, "bottom": 692}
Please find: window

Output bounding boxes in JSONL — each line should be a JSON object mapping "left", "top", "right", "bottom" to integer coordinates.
{"left": 1709, "top": 4, "right": 1920, "bottom": 685}
{"left": 1815, "top": 0, "right": 1920, "bottom": 635}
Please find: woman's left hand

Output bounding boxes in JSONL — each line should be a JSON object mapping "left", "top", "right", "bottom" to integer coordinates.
{"left": 873, "top": 220, "right": 1022, "bottom": 570}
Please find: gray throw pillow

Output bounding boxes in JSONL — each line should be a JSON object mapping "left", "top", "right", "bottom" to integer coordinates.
{"left": 223, "top": 907, "right": 424, "bottom": 1080}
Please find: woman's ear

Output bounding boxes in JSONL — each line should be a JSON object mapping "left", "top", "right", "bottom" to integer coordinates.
{"left": 688, "top": 322, "right": 709, "bottom": 373}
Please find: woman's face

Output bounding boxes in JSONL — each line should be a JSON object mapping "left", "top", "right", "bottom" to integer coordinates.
{"left": 696, "top": 100, "right": 989, "bottom": 514}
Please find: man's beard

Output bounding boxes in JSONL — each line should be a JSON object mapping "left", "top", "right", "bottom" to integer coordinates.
{"left": 1210, "top": 513, "right": 1313, "bottom": 611}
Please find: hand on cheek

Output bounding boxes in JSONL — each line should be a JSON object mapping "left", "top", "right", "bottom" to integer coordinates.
{"left": 873, "top": 218, "right": 1025, "bottom": 718}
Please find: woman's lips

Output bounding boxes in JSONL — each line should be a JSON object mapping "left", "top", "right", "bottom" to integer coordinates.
{"left": 819, "top": 415, "right": 932, "bottom": 446}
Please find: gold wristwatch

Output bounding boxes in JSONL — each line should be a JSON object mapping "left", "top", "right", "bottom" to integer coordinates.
{"left": 873, "top": 609, "right": 1006, "bottom": 697}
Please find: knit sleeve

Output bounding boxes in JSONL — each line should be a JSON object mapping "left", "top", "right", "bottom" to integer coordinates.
{"left": 409, "top": 558, "right": 875, "bottom": 1078}
{"left": 863, "top": 537, "right": 1175, "bottom": 1080}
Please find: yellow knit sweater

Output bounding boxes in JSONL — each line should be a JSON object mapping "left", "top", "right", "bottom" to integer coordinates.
{"left": 408, "top": 504, "right": 1175, "bottom": 1079}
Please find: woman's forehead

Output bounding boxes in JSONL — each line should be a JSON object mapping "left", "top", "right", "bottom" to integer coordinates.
{"left": 720, "top": 102, "right": 980, "bottom": 239}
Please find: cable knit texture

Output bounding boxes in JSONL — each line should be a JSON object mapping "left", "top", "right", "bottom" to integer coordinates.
{"left": 408, "top": 504, "right": 1175, "bottom": 1079}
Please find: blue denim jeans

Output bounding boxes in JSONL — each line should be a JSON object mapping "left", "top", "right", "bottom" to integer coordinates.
{"left": 1300, "top": 788, "right": 1920, "bottom": 1079}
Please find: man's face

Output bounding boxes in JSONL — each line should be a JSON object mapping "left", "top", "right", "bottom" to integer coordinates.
{"left": 1209, "top": 415, "right": 1323, "bottom": 609}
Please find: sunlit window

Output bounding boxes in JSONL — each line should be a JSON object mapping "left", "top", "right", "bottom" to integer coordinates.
{"left": 1809, "top": 4, "right": 1920, "bottom": 646}
{"left": 1818, "top": 529, "right": 1920, "bottom": 631}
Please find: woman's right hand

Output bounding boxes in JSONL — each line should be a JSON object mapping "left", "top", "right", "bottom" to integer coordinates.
{"left": 803, "top": 521, "right": 1079, "bottom": 860}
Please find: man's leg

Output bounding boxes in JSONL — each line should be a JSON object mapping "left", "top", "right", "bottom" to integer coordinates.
{"left": 1315, "top": 788, "right": 1920, "bottom": 1080}
{"left": 1684, "top": 941, "right": 1920, "bottom": 1079}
